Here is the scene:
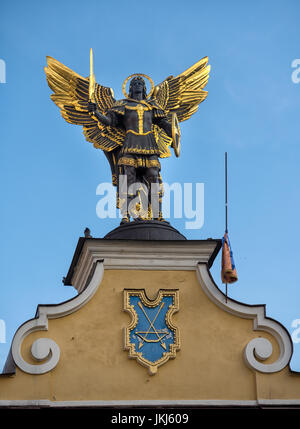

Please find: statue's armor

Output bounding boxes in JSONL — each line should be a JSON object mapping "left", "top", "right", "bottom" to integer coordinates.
{"left": 107, "top": 99, "right": 171, "bottom": 169}
{"left": 106, "top": 98, "right": 172, "bottom": 220}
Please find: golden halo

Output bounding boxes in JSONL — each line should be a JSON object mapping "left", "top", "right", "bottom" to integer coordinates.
{"left": 122, "top": 73, "right": 154, "bottom": 99}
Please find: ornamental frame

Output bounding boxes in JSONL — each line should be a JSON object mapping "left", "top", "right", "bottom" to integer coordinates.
{"left": 123, "top": 289, "right": 180, "bottom": 375}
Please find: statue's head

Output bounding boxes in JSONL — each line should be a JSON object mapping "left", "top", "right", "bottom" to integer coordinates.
{"left": 129, "top": 76, "right": 147, "bottom": 99}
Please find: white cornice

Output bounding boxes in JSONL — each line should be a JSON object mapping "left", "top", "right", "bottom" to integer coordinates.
{"left": 0, "top": 399, "right": 300, "bottom": 408}
{"left": 196, "top": 264, "right": 293, "bottom": 373}
{"left": 11, "top": 261, "right": 104, "bottom": 375}
{"left": 71, "top": 239, "right": 220, "bottom": 293}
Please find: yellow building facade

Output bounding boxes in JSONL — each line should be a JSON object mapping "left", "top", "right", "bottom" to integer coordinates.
{"left": 0, "top": 238, "right": 299, "bottom": 408}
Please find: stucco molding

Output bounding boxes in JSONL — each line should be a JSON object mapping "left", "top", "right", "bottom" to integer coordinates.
{"left": 196, "top": 263, "right": 293, "bottom": 373}
{"left": 70, "top": 239, "right": 221, "bottom": 292}
{"left": 11, "top": 260, "right": 104, "bottom": 375}
{"left": 0, "top": 399, "right": 300, "bottom": 408}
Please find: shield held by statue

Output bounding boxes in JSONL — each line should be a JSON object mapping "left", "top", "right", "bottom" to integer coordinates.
{"left": 123, "top": 289, "right": 180, "bottom": 375}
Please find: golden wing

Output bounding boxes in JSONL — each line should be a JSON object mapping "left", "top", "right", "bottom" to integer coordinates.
{"left": 44, "top": 56, "right": 125, "bottom": 152}
{"left": 153, "top": 56, "right": 210, "bottom": 122}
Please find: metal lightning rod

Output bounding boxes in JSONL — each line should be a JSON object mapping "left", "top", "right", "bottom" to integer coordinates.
{"left": 225, "top": 152, "right": 228, "bottom": 301}
{"left": 225, "top": 151, "right": 228, "bottom": 233}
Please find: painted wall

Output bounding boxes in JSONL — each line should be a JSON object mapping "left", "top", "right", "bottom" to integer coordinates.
{"left": 0, "top": 268, "right": 299, "bottom": 402}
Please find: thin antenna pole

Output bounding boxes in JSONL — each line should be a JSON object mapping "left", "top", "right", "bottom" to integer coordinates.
{"left": 225, "top": 151, "right": 228, "bottom": 233}
{"left": 225, "top": 152, "right": 228, "bottom": 302}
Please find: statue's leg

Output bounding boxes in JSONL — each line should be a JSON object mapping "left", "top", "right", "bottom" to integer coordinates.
{"left": 158, "top": 173, "right": 166, "bottom": 222}
{"left": 144, "top": 167, "right": 161, "bottom": 220}
{"left": 120, "top": 165, "right": 137, "bottom": 224}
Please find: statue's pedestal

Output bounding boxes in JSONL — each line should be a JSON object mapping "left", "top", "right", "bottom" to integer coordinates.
{"left": 104, "top": 220, "right": 186, "bottom": 241}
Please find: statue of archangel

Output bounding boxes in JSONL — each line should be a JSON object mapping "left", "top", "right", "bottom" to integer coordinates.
{"left": 45, "top": 52, "right": 210, "bottom": 224}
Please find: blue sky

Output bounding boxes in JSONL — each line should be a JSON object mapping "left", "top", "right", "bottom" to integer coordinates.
{"left": 1, "top": 0, "right": 300, "bottom": 372}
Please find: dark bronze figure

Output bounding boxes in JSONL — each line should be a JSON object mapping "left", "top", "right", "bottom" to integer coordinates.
{"left": 87, "top": 76, "right": 172, "bottom": 223}
{"left": 45, "top": 52, "right": 210, "bottom": 224}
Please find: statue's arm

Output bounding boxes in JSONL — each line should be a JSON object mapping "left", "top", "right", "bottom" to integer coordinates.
{"left": 88, "top": 102, "right": 113, "bottom": 126}
{"left": 154, "top": 117, "right": 172, "bottom": 138}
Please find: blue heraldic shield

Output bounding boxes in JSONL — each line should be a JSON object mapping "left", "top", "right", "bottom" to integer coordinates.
{"left": 123, "top": 289, "right": 180, "bottom": 374}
